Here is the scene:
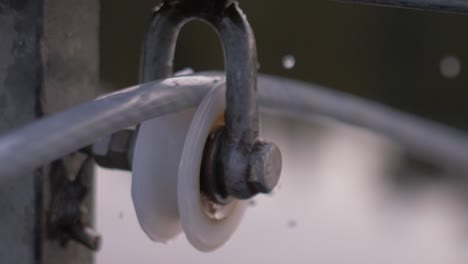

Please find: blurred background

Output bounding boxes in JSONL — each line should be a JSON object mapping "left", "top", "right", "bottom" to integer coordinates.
{"left": 101, "top": 0, "right": 468, "bottom": 130}
{"left": 96, "top": 1, "right": 468, "bottom": 263}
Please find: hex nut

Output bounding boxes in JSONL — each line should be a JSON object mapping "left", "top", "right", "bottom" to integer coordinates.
{"left": 248, "top": 140, "right": 282, "bottom": 194}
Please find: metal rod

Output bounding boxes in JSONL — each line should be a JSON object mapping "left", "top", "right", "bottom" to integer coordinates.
{"left": 335, "top": 0, "right": 468, "bottom": 13}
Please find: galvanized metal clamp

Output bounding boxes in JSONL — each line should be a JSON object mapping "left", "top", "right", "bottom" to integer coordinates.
{"left": 139, "top": 0, "right": 282, "bottom": 202}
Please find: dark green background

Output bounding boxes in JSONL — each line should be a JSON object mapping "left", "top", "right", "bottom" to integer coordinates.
{"left": 101, "top": 0, "right": 468, "bottom": 130}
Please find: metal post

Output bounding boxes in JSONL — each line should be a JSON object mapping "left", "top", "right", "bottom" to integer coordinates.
{"left": 0, "top": 0, "right": 99, "bottom": 263}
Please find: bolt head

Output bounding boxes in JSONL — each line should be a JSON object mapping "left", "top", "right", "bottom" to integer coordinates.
{"left": 248, "top": 140, "right": 282, "bottom": 194}
{"left": 92, "top": 129, "right": 134, "bottom": 170}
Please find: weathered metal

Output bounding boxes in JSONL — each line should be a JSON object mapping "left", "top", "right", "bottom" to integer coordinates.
{"left": 336, "top": 0, "right": 468, "bottom": 13}
{"left": 41, "top": 0, "right": 100, "bottom": 262}
{"left": 0, "top": 1, "right": 46, "bottom": 263}
{"left": 47, "top": 156, "right": 100, "bottom": 251}
{"left": 0, "top": 0, "right": 99, "bottom": 263}
{"left": 140, "top": 0, "right": 282, "bottom": 201}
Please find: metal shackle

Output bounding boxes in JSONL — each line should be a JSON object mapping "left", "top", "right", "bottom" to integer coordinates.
{"left": 139, "top": 0, "right": 282, "bottom": 202}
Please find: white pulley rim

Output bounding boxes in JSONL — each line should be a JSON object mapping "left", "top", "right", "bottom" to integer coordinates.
{"left": 131, "top": 109, "right": 195, "bottom": 242}
{"left": 178, "top": 84, "right": 248, "bottom": 252}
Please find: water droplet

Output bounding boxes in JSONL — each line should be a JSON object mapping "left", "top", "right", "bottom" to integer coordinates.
{"left": 287, "top": 219, "right": 298, "bottom": 229}
{"left": 282, "top": 55, "right": 296, "bottom": 70}
{"left": 440, "top": 55, "right": 461, "bottom": 79}
{"left": 249, "top": 200, "right": 257, "bottom": 207}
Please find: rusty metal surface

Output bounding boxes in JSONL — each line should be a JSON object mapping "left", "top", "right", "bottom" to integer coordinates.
{"left": 47, "top": 155, "right": 100, "bottom": 251}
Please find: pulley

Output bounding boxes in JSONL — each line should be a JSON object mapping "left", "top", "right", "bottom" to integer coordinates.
{"left": 131, "top": 0, "right": 282, "bottom": 251}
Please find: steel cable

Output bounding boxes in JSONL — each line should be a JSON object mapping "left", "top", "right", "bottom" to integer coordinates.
{"left": 1, "top": 73, "right": 468, "bottom": 180}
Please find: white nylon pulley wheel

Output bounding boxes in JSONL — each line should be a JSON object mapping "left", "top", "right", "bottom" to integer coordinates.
{"left": 131, "top": 109, "right": 195, "bottom": 242}
{"left": 178, "top": 84, "right": 248, "bottom": 252}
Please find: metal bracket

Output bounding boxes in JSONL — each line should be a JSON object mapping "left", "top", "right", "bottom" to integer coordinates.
{"left": 47, "top": 154, "right": 101, "bottom": 251}
{"left": 92, "top": 129, "right": 136, "bottom": 171}
{"left": 139, "top": 0, "right": 282, "bottom": 201}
